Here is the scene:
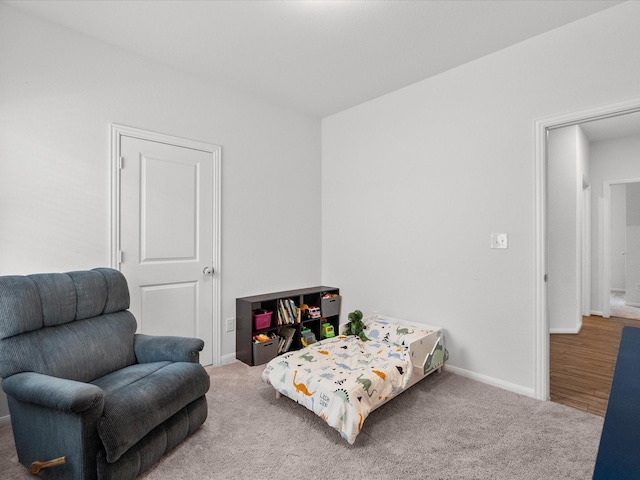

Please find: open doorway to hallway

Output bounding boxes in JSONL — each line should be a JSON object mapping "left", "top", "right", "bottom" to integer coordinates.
{"left": 548, "top": 111, "right": 640, "bottom": 412}
{"left": 608, "top": 181, "right": 640, "bottom": 320}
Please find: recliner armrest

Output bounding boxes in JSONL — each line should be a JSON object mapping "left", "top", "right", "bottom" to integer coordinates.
{"left": 134, "top": 334, "right": 204, "bottom": 364}
{"left": 2, "top": 372, "right": 104, "bottom": 414}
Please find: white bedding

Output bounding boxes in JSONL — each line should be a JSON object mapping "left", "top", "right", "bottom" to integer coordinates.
{"left": 261, "top": 316, "right": 445, "bottom": 444}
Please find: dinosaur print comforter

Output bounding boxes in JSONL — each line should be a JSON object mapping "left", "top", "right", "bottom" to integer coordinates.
{"left": 261, "top": 318, "right": 441, "bottom": 444}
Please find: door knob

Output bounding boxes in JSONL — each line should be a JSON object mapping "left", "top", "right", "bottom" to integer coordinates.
{"left": 203, "top": 267, "right": 214, "bottom": 276}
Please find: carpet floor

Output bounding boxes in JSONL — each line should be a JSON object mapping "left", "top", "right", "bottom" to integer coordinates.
{"left": 611, "top": 291, "right": 640, "bottom": 320}
{"left": 0, "top": 362, "right": 603, "bottom": 479}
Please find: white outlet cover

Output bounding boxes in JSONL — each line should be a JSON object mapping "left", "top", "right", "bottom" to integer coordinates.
{"left": 491, "top": 233, "right": 508, "bottom": 249}
{"left": 225, "top": 318, "right": 235, "bottom": 332}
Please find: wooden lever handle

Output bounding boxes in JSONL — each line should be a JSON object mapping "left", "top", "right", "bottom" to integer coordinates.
{"left": 29, "top": 456, "right": 66, "bottom": 474}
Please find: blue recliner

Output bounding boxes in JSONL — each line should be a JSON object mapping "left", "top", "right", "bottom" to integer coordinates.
{"left": 0, "top": 268, "right": 210, "bottom": 479}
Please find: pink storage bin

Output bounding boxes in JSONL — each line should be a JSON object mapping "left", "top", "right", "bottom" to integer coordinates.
{"left": 253, "top": 311, "right": 272, "bottom": 330}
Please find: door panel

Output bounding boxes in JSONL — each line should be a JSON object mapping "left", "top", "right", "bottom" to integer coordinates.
{"left": 141, "top": 282, "right": 197, "bottom": 336}
{"left": 141, "top": 155, "right": 198, "bottom": 261}
{"left": 119, "top": 134, "right": 214, "bottom": 364}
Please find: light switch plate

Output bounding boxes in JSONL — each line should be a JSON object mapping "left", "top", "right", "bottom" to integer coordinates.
{"left": 225, "top": 318, "right": 235, "bottom": 332}
{"left": 491, "top": 233, "right": 508, "bottom": 249}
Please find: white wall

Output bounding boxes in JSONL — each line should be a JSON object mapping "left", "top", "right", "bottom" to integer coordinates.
{"left": 0, "top": 5, "right": 322, "bottom": 418}
{"left": 589, "top": 135, "right": 640, "bottom": 313}
{"left": 578, "top": 126, "right": 591, "bottom": 317}
{"left": 547, "top": 125, "right": 587, "bottom": 333}
{"left": 611, "top": 184, "right": 626, "bottom": 291}
{"left": 626, "top": 183, "right": 640, "bottom": 306}
{"left": 322, "top": 1, "right": 640, "bottom": 394}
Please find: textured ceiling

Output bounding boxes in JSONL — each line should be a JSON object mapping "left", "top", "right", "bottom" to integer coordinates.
{"left": 4, "top": 0, "right": 624, "bottom": 118}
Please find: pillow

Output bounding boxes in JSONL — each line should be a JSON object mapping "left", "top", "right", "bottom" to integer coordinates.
{"left": 364, "top": 316, "right": 431, "bottom": 347}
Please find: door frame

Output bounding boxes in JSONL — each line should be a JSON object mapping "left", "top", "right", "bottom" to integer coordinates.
{"left": 534, "top": 96, "right": 640, "bottom": 401}
{"left": 110, "top": 124, "right": 222, "bottom": 366}
{"left": 603, "top": 178, "right": 640, "bottom": 317}
{"left": 582, "top": 176, "right": 591, "bottom": 317}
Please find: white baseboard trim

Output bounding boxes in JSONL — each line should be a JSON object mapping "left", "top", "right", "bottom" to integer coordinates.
{"left": 626, "top": 301, "right": 640, "bottom": 308}
{"left": 591, "top": 310, "right": 603, "bottom": 317}
{"left": 444, "top": 364, "right": 535, "bottom": 399}
{"left": 549, "top": 315, "right": 583, "bottom": 334}
{"left": 611, "top": 288, "right": 625, "bottom": 293}
{"left": 0, "top": 415, "right": 10, "bottom": 425}
{"left": 549, "top": 327, "right": 581, "bottom": 334}
{"left": 219, "top": 353, "right": 237, "bottom": 365}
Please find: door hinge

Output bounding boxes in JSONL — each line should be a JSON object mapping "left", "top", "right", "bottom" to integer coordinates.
{"left": 119, "top": 156, "right": 124, "bottom": 170}
{"left": 544, "top": 274, "right": 548, "bottom": 282}
{"left": 118, "top": 251, "right": 124, "bottom": 264}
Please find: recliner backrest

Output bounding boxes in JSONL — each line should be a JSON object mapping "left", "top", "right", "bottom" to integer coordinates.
{"left": 0, "top": 268, "right": 137, "bottom": 382}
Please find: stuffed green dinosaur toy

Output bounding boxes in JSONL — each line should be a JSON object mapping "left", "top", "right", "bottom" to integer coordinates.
{"left": 346, "top": 309, "right": 368, "bottom": 341}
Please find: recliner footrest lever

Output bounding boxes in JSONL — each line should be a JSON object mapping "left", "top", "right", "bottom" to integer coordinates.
{"left": 29, "top": 456, "right": 66, "bottom": 474}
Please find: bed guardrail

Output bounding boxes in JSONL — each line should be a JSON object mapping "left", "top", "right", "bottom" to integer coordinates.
{"left": 409, "top": 330, "right": 446, "bottom": 375}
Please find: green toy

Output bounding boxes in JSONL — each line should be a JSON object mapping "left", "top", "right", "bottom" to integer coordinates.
{"left": 346, "top": 309, "right": 368, "bottom": 341}
{"left": 321, "top": 322, "right": 335, "bottom": 339}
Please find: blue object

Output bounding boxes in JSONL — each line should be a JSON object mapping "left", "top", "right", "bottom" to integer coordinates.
{"left": 0, "top": 268, "right": 210, "bottom": 479}
{"left": 593, "top": 326, "right": 640, "bottom": 479}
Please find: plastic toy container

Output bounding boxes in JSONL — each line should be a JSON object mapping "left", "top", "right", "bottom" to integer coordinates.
{"left": 253, "top": 311, "right": 272, "bottom": 330}
{"left": 321, "top": 295, "right": 341, "bottom": 317}
{"left": 253, "top": 338, "right": 278, "bottom": 365}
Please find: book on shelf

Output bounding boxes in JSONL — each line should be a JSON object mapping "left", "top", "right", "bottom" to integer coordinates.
{"left": 285, "top": 299, "right": 294, "bottom": 323}
{"left": 277, "top": 326, "right": 296, "bottom": 354}
{"left": 276, "top": 298, "right": 298, "bottom": 325}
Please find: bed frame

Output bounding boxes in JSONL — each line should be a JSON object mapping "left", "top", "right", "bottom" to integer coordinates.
{"left": 263, "top": 314, "right": 447, "bottom": 443}
{"left": 361, "top": 314, "right": 446, "bottom": 392}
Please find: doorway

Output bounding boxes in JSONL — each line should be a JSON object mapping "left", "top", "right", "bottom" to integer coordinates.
{"left": 605, "top": 180, "right": 640, "bottom": 320}
{"left": 111, "top": 124, "right": 221, "bottom": 366}
{"left": 550, "top": 174, "right": 640, "bottom": 414}
{"left": 535, "top": 98, "right": 640, "bottom": 401}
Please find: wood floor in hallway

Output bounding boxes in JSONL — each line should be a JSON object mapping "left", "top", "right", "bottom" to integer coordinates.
{"left": 550, "top": 315, "right": 640, "bottom": 416}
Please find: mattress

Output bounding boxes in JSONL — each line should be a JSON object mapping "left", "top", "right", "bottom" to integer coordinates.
{"left": 261, "top": 316, "right": 445, "bottom": 443}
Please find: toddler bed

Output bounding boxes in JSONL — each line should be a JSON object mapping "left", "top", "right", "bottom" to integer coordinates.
{"left": 261, "top": 314, "right": 447, "bottom": 444}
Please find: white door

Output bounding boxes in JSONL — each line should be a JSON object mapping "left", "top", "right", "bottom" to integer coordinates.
{"left": 113, "top": 125, "right": 220, "bottom": 366}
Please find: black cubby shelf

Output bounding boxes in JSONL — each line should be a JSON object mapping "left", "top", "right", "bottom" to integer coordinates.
{"left": 236, "top": 286, "right": 341, "bottom": 366}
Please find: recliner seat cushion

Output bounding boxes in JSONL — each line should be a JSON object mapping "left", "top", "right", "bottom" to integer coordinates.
{"left": 94, "top": 362, "right": 210, "bottom": 463}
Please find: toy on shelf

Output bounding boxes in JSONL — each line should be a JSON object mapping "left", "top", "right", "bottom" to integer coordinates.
{"left": 301, "top": 328, "right": 317, "bottom": 347}
{"left": 253, "top": 333, "right": 272, "bottom": 343}
{"left": 321, "top": 322, "right": 335, "bottom": 339}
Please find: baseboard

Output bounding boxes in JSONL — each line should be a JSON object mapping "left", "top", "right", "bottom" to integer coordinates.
{"left": 611, "top": 288, "right": 625, "bottom": 293}
{"left": 219, "top": 353, "right": 237, "bottom": 365}
{"left": 444, "top": 364, "right": 535, "bottom": 398}
{"left": 626, "top": 301, "right": 640, "bottom": 308}
{"left": 550, "top": 316, "right": 583, "bottom": 334}
{"left": 550, "top": 326, "right": 581, "bottom": 334}
{"left": 592, "top": 310, "right": 603, "bottom": 317}
{"left": 0, "top": 415, "right": 10, "bottom": 425}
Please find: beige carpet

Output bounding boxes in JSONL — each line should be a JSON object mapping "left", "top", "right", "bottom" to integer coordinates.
{"left": 611, "top": 291, "right": 640, "bottom": 320}
{"left": 0, "top": 362, "right": 603, "bottom": 479}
